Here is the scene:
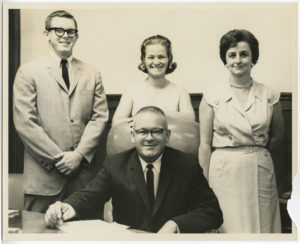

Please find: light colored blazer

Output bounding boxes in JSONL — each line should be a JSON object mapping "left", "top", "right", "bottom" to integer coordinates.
{"left": 13, "top": 56, "right": 109, "bottom": 196}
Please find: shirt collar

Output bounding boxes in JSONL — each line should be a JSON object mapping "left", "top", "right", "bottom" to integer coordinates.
{"left": 221, "top": 79, "right": 262, "bottom": 102}
{"left": 139, "top": 155, "right": 162, "bottom": 174}
{"left": 251, "top": 80, "right": 263, "bottom": 101}
{"left": 221, "top": 81, "right": 233, "bottom": 102}
{"left": 49, "top": 48, "right": 73, "bottom": 68}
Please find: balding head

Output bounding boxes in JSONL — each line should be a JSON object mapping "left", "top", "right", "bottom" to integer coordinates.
{"left": 131, "top": 106, "right": 170, "bottom": 163}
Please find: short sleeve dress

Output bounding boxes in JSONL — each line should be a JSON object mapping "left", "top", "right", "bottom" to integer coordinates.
{"left": 203, "top": 80, "right": 281, "bottom": 233}
{"left": 125, "top": 81, "right": 188, "bottom": 116}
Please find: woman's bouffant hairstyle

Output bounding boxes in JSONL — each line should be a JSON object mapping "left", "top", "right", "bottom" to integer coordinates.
{"left": 138, "top": 35, "right": 177, "bottom": 74}
{"left": 219, "top": 29, "right": 259, "bottom": 65}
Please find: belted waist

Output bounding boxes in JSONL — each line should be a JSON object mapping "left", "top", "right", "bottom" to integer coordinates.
{"left": 214, "top": 145, "right": 266, "bottom": 153}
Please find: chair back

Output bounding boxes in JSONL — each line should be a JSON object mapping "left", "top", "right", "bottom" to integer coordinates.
{"left": 107, "top": 114, "right": 200, "bottom": 156}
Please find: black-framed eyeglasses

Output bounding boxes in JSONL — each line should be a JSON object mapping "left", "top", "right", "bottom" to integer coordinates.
{"left": 47, "top": 27, "right": 78, "bottom": 38}
{"left": 134, "top": 128, "right": 165, "bottom": 138}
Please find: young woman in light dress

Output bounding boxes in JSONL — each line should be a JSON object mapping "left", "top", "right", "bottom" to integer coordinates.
{"left": 106, "top": 36, "right": 197, "bottom": 222}
{"left": 112, "top": 35, "right": 195, "bottom": 126}
{"left": 198, "top": 29, "right": 284, "bottom": 233}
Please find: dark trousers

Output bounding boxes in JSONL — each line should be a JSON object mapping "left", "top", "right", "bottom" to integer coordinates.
{"left": 24, "top": 190, "right": 68, "bottom": 213}
{"left": 23, "top": 177, "right": 104, "bottom": 219}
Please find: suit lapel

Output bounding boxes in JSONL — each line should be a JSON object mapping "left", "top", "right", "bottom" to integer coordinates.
{"left": 129, "top": 151, "right": 152, "bottom": 215}
{"left": 44, "top": 56, "right": 69, "bottom": 94}
{"left": 68, "top": 58, "right": 83, "bottom": 97}
{"left": 44, "top": 56, "right": 83, "bottom": 96}
{"left": 153, "top": 149, "right": 173, "bottom": 217}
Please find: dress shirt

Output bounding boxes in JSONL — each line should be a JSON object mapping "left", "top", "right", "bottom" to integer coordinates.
{"left": 139, "top": 155, "right": 181, "bottom": 233}
{"left": 139, "top": 155, "right": 162, "bottom": 198}
{"left": 140, "top": 155, "right": 181, "bottom": 233}
{"left": 204, "top": 80, "right": 280, "bottom": 148}
{"left": 49, "top": 49, "right": 74, "bottom": 90}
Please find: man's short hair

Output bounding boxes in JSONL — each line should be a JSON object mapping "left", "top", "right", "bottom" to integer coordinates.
{"left": 135, "top": 106, "right": 166, "bottom": 117}
{"left": 134, "top": 106, "right": 168, "bottom": 128}
{"left": 45, "top": 10, "right": 78, "bottom": 30}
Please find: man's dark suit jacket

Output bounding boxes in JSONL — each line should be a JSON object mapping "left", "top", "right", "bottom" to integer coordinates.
{"left": 65, "top": 147, "right": 223, "bottom": 233}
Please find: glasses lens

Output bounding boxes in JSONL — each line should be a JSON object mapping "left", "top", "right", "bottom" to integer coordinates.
{"left": 150, "top": 129, "right": 164, "bottom": 137}
{"left": 135, "top": 129, "right": 164, "bottom": 138}
{"left": 67, "top": 29, "right": 76, "bottom": 37}
{"left": 136, "top": 129, "right": 148, "bottom": 137}
{"left": 55, "top": 28, "right": 65, "bottom": 37}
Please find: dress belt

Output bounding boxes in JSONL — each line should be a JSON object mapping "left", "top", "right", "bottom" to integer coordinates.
{"left": 214, "top": 145, "right": 266, "bottom": 153}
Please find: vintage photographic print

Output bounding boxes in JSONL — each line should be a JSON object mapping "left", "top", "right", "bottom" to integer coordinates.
{"left": 2, "top": 1, "right": 298, "bottom": 242}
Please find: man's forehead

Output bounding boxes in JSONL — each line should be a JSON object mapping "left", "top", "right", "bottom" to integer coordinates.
{"left": 50, "top": 17, "right": 76, "bottom": 27}
{"left": 134, "top": 112, "right": 166, "bottom": 127}
{"left": 135, "top": 111, "right": 164, "bottom": 119}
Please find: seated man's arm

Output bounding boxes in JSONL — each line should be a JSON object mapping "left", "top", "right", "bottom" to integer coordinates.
{"left": 45, "top": 157, "right": 113, "bottom": 225}
{"left": 171, "top": 160, "right": 223, "bottom": 233}
{"left": 64, "top": 157, "right": 113, "bottom": 219}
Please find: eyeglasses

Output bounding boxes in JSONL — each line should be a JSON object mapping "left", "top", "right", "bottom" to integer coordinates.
{"left": 47, "top": 27, "right": 78, "bottom": 38}
{"left": 134, "top": 128, "right": 165, "bottom": 138}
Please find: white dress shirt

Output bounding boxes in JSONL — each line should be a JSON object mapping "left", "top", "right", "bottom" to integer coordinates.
{"left": 139, "top": 155, "right": 162, "bottom": 198}
{"left": 139, "top": 154, "right": 180, "bottom": 232}
{"left": 49, "top": 49, "right": 74, "bottom": 90}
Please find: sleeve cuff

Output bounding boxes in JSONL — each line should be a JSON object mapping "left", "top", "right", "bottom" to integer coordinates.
{"left": 74, "top": 149, "right": 90, "bottom": 163}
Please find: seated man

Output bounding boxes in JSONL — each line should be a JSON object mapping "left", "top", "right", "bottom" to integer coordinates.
{"left": 45, "top": 106, "right": 223, "bottom": 233}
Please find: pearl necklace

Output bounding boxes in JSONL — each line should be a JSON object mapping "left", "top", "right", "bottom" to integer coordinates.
{"left": 230, "top": 79, "right": 253, "bottom": 88}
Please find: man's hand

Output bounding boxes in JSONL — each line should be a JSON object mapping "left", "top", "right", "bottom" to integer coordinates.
{"left": 55, "top": 151, "right": 83, "bottom": 175}
{"left": 157, "top": 220, "right": 179, "bottom": 233}
{"left": 44, "top": 201, "right": 76, "bottom": 228}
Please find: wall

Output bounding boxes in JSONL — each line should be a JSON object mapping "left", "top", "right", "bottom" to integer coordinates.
{"left": 20, "top": 3, "right": 297, "bottom": 94}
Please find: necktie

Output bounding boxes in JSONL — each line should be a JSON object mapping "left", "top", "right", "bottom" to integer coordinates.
{"left": 61, "top": 59, "right": 70, "bottom": 90}
{"left": 146, "top": 164, "right": 154, "bottom": 211}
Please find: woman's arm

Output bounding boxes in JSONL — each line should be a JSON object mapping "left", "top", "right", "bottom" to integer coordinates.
{"left": 112, "top": 92, "right": 134, "bottom": 127}
{"left": 198, "top": 98, "right": 214, "bottom": 180}
{"left": 178, "top": 89, "right": 196, "bottom": 121}
{"left": 268, "top": 102, "right": 284, "bottom": 150}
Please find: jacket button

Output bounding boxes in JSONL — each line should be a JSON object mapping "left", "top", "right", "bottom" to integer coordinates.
{"left": 70, "top": 119, "right": 74, "bottom": 123}
{"left": 70, "top": 147, "right": 74, "bottom": 150}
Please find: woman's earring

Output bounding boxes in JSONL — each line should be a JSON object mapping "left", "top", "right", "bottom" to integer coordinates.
{"left": 140, "top": 63, "right": 145, "bottom": 70}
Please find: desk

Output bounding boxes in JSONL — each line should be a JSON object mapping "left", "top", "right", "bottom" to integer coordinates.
{"left": 8, "top": 210, "right": 146, "bottom": 234}
{"left": 9, "top": 210, "right": 61, "bottom": 233}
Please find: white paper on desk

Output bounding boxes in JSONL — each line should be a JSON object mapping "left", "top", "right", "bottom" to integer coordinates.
{"left": 58, "top": 219, "right": 132, "bottom": 234}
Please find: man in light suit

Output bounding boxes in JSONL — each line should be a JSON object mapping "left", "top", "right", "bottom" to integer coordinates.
{"left": 13, "top": 10, "right": 109, "bottom": 213}
{"left": 45, "top": 106, "right": 222, "bottom": 233}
